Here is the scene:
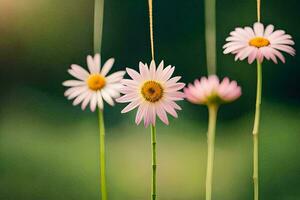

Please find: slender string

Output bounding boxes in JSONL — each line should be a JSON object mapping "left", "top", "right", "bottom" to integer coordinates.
{"left": 252, "top": 1, "right": 262, "bottom": 200}
{"left": 151, "top": 125, "right": 157, "bottom": 200}
{"left": 257, "top": 0, "right": 261, "bottom": 22}
{"left": 94, "top": 0, "right": 107, "bottom": 200}
{"left": 204, "top": 0, "right": 217, "bottom": 75}
{"left": 148, "top": 0, "right": 155, "bottom": 60}
{"left": 205, "top": 104, "right": 218, "bottom": 200}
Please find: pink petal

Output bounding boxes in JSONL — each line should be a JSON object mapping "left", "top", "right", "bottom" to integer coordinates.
{"left": 161, "top": 66, "right": 175, "bottom": 82}
{"left": 139, "top": 62, "right": 150, "bottom": 80}
{"left": 149, "top": 60, "right": 156, "bottom": 79}
{"left": 156, "top": 103, "right": 169, "bottom": 125}
{"left": 126, "top": 68, "right": 141, "bottom": 81}
{"left": 135, "top": 103, "right": 147, "bottom": 125}
{"left": 253, "top": 22, "right": 264, "bottom": 37}
{"left": 264, "top": 24, "right": 274, "bottom": 37}
{"left": 248, "top": 48, "right": 258, "bottom": 64}
{"left": 121, "top": 99, "right": 141, "bottom": 113}
{"left": 116, "top": 93, "right": 139, "bottom": 103}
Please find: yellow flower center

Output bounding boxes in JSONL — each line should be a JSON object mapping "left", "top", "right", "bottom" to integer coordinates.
{"left": 249, "top": 37, "right": 270, "bottom": 48}
{"left": 141, "top": 81, "right": 164, "bottom": 102}
{"left": 87, "top": 74, "right": 106, "bottom": 91}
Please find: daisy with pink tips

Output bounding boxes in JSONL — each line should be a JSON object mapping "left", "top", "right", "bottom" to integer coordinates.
{"left": 63, "top": 54, "right": 125, "bottom": 111}
{"left": 116, "top": 60, "right": 185, "bottom": 127}
{"left": 184, "top": 75, "right": 241, "bottom": 106}
{"left": 184, "top": 75, "right": 241, "bottom": 200}
{"left": 223, "top": 22, "right": 295, "bottom": 64}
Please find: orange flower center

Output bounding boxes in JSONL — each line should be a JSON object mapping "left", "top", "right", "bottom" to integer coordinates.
{"left": 141, "top": 81, "right": 164, "bottom": 102}
{"left": 87, "top": 74, "right": 106, "bottom": 91}
{"left": 249, "top": 37, "right": 270, "bottom": 48}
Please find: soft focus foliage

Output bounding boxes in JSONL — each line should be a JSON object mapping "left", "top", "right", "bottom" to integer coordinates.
{"left": 0, "top": 0, "right": 300, "bottom": 199}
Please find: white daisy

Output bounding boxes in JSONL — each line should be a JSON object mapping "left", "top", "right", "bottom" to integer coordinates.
{"left": 63, "top": 54, "right": 125, "bottom": 111}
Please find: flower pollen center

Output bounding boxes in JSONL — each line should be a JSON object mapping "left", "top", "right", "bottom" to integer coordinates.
{"left": 87, "top": 74, "right": 106, "bottom": 91}
{"left": 249, "top": 37, "right": 270, "bottom": 48}
{"left": 141, "top": 81, "right": 163, "bottom": 102}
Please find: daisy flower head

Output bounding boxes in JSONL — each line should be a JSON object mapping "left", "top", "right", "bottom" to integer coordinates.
{"left": 116, "top": 60, "right": 185, "bottom": 127}
{"left": 184, "top": 75, "right": 241, "bottom": 106}
{"left": 223, "top": 22, "right": 295, "bottom": 64}
{"left": 63, "top": 54, "right": 125, "bottom": 111}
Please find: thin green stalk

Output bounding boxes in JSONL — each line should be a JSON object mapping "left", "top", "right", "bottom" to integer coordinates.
{"left": 252, "top": 60, "right": 262, "bottom": 200}
{"left": 204, "top": 0, "right": 216, "bottom": 75}
{"left": 94, "top": 0, "right": 104, "bottom": 54}
{"left": 94, "top": 1, "right": 106, "bottom": 199}
{"left": 98, "top": 109, "right": 107, "bottom": 200}
{"left": 206, "top": 104, "right": 218, "bottom": 200}
{"left": 151, "top": 125, "right": 157, "bottom": 200}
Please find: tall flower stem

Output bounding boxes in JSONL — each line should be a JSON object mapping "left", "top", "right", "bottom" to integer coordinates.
{"left": 206, "top": 104, "right": 218, "bottom": 200}
{"left": 252, "top": 0, "right": 262, "bottom": 199}
{"left": 151, "top": 125, "right": 157, "bottom": 200}
{"left": 98, "top": 109, "right": 107, "bottom": 200}
{"left": 204, "top": 0, "right": 216, "bottom": 75}
{"left": 252, "top": 60, "right": 262, "bottom": 200}
{"left": 94, "top": 0, "right": 106, "bottom": 199}
{"left": 147, "top": 0, "right": 157, "bottom": 199}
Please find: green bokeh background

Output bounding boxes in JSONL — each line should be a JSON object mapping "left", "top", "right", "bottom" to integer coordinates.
{"left": 0, "top": 0, "right": 299, "bottom": 199}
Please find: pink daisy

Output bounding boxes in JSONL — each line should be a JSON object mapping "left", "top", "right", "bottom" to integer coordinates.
{"left": 63, "top": 54, "right": 125, "bottom": 111}
{"left": 223, "top": 22, "right": 295, "bottom": 64}
{"left": 116, "top": 60, "right": 185, "bottom": 127}
{"left": 184, "top": 75, "right": 241, "bottom": 105}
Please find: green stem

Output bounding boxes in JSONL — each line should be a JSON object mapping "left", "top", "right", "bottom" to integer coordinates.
{"left": 94, "top": 0, "right": 104, "bottom": 54}
{"left": 206, "top": 104, "right": 218, "bottom": 200}
{"left": 252, "top": 60, "right": 262, "bottom": 200}
{"left": 151, "top": 125, "right": 157, "bottom": 200}
{"left": 204, "top": 0, "right": 216, "bottom": 75}
{"left": 98, "top": 109, "right": 107, "bottom": 200}
{"left": 94, "top": 0, "right": 106, "bottom": 199}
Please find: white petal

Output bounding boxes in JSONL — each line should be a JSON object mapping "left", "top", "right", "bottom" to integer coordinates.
{"left": 87, "top": 55, "right": 97, "bottom": 74}
{"left": 68, "top": 69, "right": 87, "bottom": 81}
{"left": 101, "top": 58, "right": 115, "bottom": 76}
{"left": 63, "top": 80, "right": 85, "bottom": 87}
{"left": 101, "top": 90, "right": 114, "bottom": 106}
{"left": 73, "top": 90, "right": 90, "bottom": 106}
{"left": 81, "top": 92, "right": 93, "bottom": 110}
{"left": 103, "top": 87, "right": 120, "bottom": 98}
{"left": 97, "top": 91, "right": 104, "bottom": 109}
{"left": 90, "top": 93, "right": 98, "bottom": 112}
{"left": 106, "top": 71, "right": 126, "bottom": 83}
{"left": 70, "top": 64, "right": 90, "bottom": 78}
{"left": 93, "top": 54, "right": 101, "bottom": 73}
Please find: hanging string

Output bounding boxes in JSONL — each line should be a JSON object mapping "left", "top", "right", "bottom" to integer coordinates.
{"left": 257, "top": 0, "right": 261, "bottom": 22}
{"left": 148, "top": 0, "right": 155, "bottom": 60}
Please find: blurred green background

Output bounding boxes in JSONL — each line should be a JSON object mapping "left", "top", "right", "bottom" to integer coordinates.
{"left": 0, "top": 0, "right": 299, "bottom": 199}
